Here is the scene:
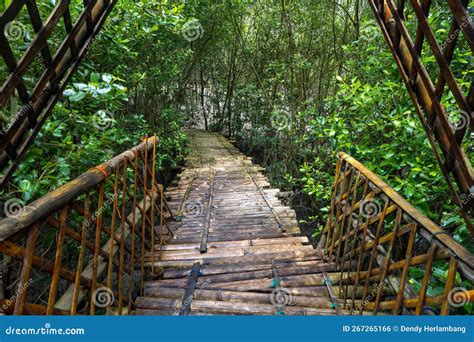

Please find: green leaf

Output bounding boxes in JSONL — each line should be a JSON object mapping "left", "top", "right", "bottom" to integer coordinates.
{"left": 90, "top": 72, "right": 100, "bottom": 83}
{"left": 69, "top": 92, "right": 86, "bottom": 102}
{"left": 102, "top": 74, "right": 113, "bottom": 84}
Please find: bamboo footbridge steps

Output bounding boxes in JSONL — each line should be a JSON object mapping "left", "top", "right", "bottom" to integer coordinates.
{"left": 0, "top": 131, "right": 473, "bottom": 315}
{"left": 136, "top": 130, "right": 342, "bottom": 315}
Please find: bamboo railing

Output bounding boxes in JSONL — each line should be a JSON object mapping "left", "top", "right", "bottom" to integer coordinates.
{"left": 369, "top": 0, "right": 473, "bottom": 234}
{"left": 0, "top": 0, "right": 117, "bottom": 187}
{"left": 321, "top": 152, "right": 474, "bottom": 315}
{"left": 0, "top": 136, "right": 173, "bottom": 315}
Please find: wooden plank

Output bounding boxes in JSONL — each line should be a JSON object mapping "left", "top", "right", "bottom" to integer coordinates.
{"left": 199, "top": 165, "right": 214, "bottom": 253}
{"left": 323, "top": 272, "right": 342, "bottom": 315}
{"left": 158, "top": 236, "right": 308, "bottom": 251}
{"left": 179, "top": 262, "right": 201, "bottom": 315}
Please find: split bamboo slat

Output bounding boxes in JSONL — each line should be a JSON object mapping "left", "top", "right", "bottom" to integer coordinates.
{"left": 322, "top": 152, "right": 474, "bottom": 316}
{"left": 369, "top": 0, "right": 473, "bottom": 234}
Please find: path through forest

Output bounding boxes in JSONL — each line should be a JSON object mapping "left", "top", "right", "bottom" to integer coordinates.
{"left": 135, "top": 130, "right": 353, "bottom": 315}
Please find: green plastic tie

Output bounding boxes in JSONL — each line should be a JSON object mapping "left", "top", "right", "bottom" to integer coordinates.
{"left": 330, "top": 303, "right": 337, "bottom": 309}
{"left": 270, "top": 278, "right": 280, "bottom": 288}
{"left": 276, "top": 311, "right": 286, "bottom": 316}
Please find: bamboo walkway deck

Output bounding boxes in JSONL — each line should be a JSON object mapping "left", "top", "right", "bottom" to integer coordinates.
{"left": 135, "top": 130, "right": 347, "bottom": 315}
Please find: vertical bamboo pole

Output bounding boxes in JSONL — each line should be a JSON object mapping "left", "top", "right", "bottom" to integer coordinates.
{"left": 392, "top": 223, "right": 417, "bottom": 314}
{"left": 323, "top": 158, "right": 342, "bottom": 250}
{"left": 440, "top": 257, "right": 458, "bottom": 315}
{"left": 128, "top": 156, "right": 139, "bottom": 312}
{"left": 149, "top": 137, "right": 157, "bottom": 274}
{"left": 359, "top": 200, "right": 390, "bottom": 315}
{"left": 106, "top": 166, "right": 120, "bottom": 313}
{"left": 373, "top": 208, "right": 402, "bottom": 315}
{"left": 140, "top": 138, "right": 149, "bottom": 295}
{"left": 13, "top": 224, "right": 39, "bottom": 315}
{"left": 415, "top": 243, "right": 437, "bottom": 315}
{"left": 329, "top": 164, "right": 351, "bottom": 260}
{"left": 90, "top": 183, "right": 105, "bottom": 315}
{"left": 160, "top": 185, "right": 164, "bottom": 259}
{"left": 343, "top": 178, "right": 369, "bottom": 306}
{"left": 350, "top": 192, "right": 373, "bottom": 313}
{"left": 338, "top": 172, "right": 361, "bottom": 296}
{"left": 334, "top": 170, "right": 354, "bottom": 265}
{"left": 118, "top": 158, "right": 128, "bottom": 315}
{"left": 71, "top": 195, "right": 90, "bottom": 315}
{"left": 46, "top": 207, "right": 68, "bottom": 315}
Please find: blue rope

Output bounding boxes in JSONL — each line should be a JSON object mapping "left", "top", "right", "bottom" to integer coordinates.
{"left": 270, "top": 278, "right": 280, "bottom": 288}
{"left": 323, "top": 278, "right": 333, "bottom": 285}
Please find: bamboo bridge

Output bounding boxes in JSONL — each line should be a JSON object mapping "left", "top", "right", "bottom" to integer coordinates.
{"left": 0, "top": 129, "right": 472, "bottom": 315}
{"left": 0, "top": 0, "right": 473, "bottom": 315}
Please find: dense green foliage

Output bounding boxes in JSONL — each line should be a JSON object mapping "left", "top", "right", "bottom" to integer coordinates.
{"left": 1, "top": 1, "right": 191, "bottom": 200}
{"left": 160, "top": 0, "right": 472, "bottom": 250}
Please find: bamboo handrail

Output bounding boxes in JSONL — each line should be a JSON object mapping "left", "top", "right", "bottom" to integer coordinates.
{"left": 324, "top": 152, "right": 474, "bottom": 315}
{"left": 338, "top": 152, "right": 474, "bottom": 275}
{"left": 0, "top": 136, "right": 174, "bottom": 315}
{"left": 0, "top": 137, "right": 158, "bottom": 241}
